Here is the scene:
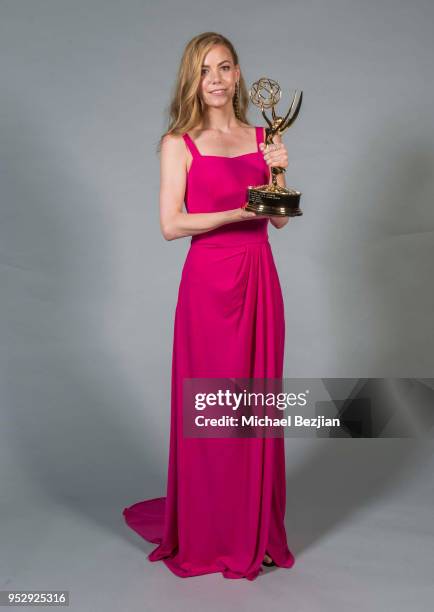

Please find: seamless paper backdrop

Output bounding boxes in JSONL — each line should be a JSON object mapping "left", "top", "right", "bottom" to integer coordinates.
{"left": 1, "top": 0, "right": 433, "bottom": 608}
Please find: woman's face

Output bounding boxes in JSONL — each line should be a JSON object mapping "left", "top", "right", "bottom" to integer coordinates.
{"left": 199, "top": 44, "right": 240, "bottom": 110}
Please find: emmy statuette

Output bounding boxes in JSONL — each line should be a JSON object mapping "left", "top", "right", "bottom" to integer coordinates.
{"left": 246, "top": 77, "right": 303, "bottom": 217}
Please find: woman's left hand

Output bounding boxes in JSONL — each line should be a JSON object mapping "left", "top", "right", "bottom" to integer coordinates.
{"left": 259, "top": 141, "right": 289, "bottom": 170}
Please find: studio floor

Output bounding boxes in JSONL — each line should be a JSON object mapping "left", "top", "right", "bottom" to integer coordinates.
{"left": 1, "top": 440, "right": 433, "bottom": 612}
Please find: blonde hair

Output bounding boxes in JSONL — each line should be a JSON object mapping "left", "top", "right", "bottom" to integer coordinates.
{"left": 156, "top": 32, "right": 252, "bottom": 152}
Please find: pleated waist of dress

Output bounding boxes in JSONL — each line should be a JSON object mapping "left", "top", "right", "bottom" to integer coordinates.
{"left": 190, "top": 237, "right": 270, "bottom": 249}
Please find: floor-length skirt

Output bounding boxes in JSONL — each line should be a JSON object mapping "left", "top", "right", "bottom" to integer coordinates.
{"left": 123, "top": 239, "right": 295, "bottom": 580}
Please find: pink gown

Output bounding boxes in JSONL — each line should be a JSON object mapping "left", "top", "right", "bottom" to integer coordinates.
{"left": 122, "top": 126, "right": 295, "bottom": 581}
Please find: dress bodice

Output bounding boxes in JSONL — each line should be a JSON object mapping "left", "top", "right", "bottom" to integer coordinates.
{"left": 182, "top": 126, "right": 270, "bottom": 246}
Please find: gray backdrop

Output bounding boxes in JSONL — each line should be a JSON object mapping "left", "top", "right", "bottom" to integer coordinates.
{"left": 1, "top": 1, "right": 433, "bottom": 610}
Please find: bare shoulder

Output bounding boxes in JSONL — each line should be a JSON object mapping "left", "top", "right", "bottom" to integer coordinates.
{"left": 238, "top": 122, "right": 255, "bottom": 134}
{"left": 160, "top": 132, "right": 189, "bottom": 170}
{"left": 161, "top": 132, "right": 186, "bottom": 154}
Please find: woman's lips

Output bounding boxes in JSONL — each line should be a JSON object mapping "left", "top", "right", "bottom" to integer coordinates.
{"left": 210, "top": 89, "right": 226, "bottom": 95}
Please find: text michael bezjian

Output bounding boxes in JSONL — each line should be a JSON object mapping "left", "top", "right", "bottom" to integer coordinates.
{"left": 194, "top": 415, "right": 341, "bottom": 429}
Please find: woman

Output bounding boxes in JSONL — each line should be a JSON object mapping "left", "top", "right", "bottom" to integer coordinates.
{"left": 123, "top": 31, "right": 296, "bottom": 581}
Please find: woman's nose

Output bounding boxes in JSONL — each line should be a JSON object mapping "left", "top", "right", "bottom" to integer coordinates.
{"left": 209, "top": 71, "right": 221, "bottom": 83}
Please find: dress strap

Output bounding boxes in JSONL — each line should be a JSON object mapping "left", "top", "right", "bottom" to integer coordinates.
{"left": 255, "top": 125, "right": 265, "bottom": 149}
{"left": 183, "top": 133, "right": 201, "bottom": 158}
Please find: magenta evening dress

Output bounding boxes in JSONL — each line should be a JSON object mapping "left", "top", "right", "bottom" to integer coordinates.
{"left": 122, "top": 126, "right": 295, "bottom": 581}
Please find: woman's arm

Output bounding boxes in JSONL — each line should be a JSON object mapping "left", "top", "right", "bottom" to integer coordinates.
{"left": 159, "top": 134, "right": 257, "bottom": 241}
{"left": 261, "top": 132, "right": 290, "bottom": 230}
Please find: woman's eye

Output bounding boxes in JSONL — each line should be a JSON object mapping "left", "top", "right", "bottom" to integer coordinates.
{"left": 201, "top": 66, "right": 230, "bottom": 75}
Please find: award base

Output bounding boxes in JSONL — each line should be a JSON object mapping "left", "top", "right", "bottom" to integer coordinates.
{"left": 246, "top": 185, "right": 303, "bottom": 217}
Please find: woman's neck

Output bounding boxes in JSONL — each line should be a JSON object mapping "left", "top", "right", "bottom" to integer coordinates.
{"left": 200, "top": 108, "right": 241, "bottom": 133}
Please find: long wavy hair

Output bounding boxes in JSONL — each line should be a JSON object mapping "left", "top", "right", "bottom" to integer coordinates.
{"left": 156, "top": 32, "right": 252, "bottom": 153}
